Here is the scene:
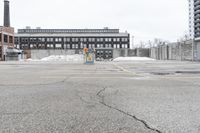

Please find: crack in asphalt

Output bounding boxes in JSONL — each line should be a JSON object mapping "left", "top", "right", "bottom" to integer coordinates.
{"left": 0, "top": 77, "right": 71, "bottom": 87}
{"left": 96, "top": 87, "right": 162, "bottom": 133}
{"left": 77, "top": 94, "right": 95, "bottom": 105}
{"left": 0, "top": 112, "right": 32, "bottom": 116}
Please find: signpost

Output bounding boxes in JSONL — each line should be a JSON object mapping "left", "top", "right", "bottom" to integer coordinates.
{"left": 83, "top": 48, "right": 95, "bottom": 65}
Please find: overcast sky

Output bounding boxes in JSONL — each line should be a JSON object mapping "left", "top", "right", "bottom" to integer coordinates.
{"left": 0, "top": 0, "right": 188, "bottom": 44}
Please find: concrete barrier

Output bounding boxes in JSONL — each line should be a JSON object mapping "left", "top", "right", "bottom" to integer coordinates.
{"left": 150, "top": 40, "right": 198, "bottom": 61}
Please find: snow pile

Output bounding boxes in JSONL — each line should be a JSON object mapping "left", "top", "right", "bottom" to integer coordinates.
{"left": 40, "top": 55, "right": 83, "bottom": 62}
{"left": 113, "top": 57, "right": 155, "bottom": 61}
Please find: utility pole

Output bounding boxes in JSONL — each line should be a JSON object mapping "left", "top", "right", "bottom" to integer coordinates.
{"left": 180, "top": 41, "right": 182, "bottom": 61}
{"left": 149, "top": 40, "right": 151, "bottom": 58}
{"left": 192, "top": 39, "right": 194, "bottom": 61}
{"left": 131, "top": 36, "right": 134, "bottom": 49}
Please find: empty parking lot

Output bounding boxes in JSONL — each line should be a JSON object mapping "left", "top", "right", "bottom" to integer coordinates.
{"left": 0, "top": 60, "right": 200, "bottom": 133}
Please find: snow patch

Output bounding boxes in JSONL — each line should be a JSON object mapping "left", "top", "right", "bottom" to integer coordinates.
{"left": 113, "top": 57, "right": 155, "bottom": 61}
{"left": 41, "top": 55, "right": 84, "bottom": 62}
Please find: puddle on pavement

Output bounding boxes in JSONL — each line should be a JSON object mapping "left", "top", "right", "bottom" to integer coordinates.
{"left": 150, "top": 72, "right": 174, "bottom": 75}
{"left": 175, "top": 71, "right": 200, "bottom": 74}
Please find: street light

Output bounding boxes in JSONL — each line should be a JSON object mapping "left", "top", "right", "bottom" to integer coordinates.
{"left": 131, "top": 36, "right": 134, "bottom": 49}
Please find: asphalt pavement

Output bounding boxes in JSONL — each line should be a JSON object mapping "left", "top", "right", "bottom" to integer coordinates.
{"left": 0, "top": 60, "right": 200, "bottom": 133}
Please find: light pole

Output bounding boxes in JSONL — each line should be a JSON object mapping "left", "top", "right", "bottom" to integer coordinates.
{"left": 192, "top": 38, "right": 194, "bottom": 61}
{"left": 131, "top": 36, "right": 134, "bottom": 49}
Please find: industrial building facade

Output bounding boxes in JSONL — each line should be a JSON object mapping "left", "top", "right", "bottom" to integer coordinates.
{"left": 14, "top": 28, "right": 130, "bottom": 51}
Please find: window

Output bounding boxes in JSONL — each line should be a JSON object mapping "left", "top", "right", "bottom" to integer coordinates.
{"left": 75, "top": 44, "right": 79, "bottom": 49}
{"left": 71, "top": 44, "right": 79, "bottom": 49}
{"left": 25, "top": 38, "right": 28, "bottom": 42}
{"left": 122, "top": 38, "right": 128, "bottom": 42}
{"left": 83, "top": 44, "right": 87, "bottom": 48}
{"left": 83, "top": 38, "right": 87, "bottom": 42}
{"left": 72, "top": 38, "right": 78, "bottom": 42}
{"left": 72, "top": 44, "right": 75, "bottom": 49}
{"left": 9, "top": 36, "right": 13, "bottom": 43}
{"left": 4, "top": 35, "right": 8, "bottom": 43}
{"left": 47, "top": 44, "right": 54, "bottom": 49}
{"left": 21, "top": 44, "right": 29, "bottom": 49}
{"left": 16, "top": 44, "right": 20, "bottom": 49}
{"left": 125, "top": 44, "right": 128, "bottom": 48}
{"left": 89, "top": 38, "right": 95, "bottom": 42}
{"left": 30, "top": 38, "right": 34, "bottom": 42}
{"left": 67, "top": 44, "right": 71, "bottom": 49}
{"left": 30, "top": 44, "right": 38, "bottom": 49}
{"left": 41, "top": 38, "right": 45, "bottom": 42}
{"left": 100, "top": 44, "right": 104, "bottom": 48}
{"left": 38, "top": 44, "right": 45, "bottom": 49}
{"left": 89, "top": 44, "right": 95, "bottom": 48}
{"left": 92, "top": 44, "right": 95, "bottom": 48}
{"left": 14, "top": 38, "right": 18, "bottom": 43}
{"left": 64, "top": 44, "right": 70, "bottom": 49}
{"left": 55, "top": 38, "right": 61, "bottom": 42}
{"left": 80, "top": 43, "right": 84, "bottom": 49}
{"left": 64, "top": 38, "right": 70, "bottom": 42}
{"left": 47, "top": 38, "right": 53, "bottom": 42}
{"left": 80, "top": 38, "right": 84, "bottom": 42}
{"left": 55, "top": 44, "right": 62, "bottom": 49}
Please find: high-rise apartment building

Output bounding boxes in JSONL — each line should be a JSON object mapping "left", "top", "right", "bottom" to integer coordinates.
{"left": 193, "top": 0, "right": 200, "bottom": 39}
{"left": 189, "top": 0, "right": 194, "bottom": 38}
{"left": 189, "top": 0, "right": 200, "bottom": 60}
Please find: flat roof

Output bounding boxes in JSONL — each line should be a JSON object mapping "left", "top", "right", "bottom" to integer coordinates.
{"left": 18, "top": 29, "right": 122, "bottom": 34}
{"left": 15, "top": 33, "right": 129, "bottom": 37}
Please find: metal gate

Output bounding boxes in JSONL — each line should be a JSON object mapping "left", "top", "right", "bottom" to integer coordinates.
{"left": 95, "top": 48, "right": 113, "bottom": 61}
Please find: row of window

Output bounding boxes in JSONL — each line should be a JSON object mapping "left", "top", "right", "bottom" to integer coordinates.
{"left": 16, "top": 44, "right": 128, "bottom": 49}
{"left": 15, "top": 37, "right": 129, "bottom": 43}
{"left": 0, "top": 34, "right": 13, "bottom": 43}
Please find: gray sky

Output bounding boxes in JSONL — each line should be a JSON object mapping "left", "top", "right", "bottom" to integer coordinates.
{"left": 0, "top": 0, "right": 188, "bottom": 44}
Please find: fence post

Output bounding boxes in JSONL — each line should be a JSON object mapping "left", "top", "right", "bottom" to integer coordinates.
{"left": 192, "top": 39, "right": 194, "bottom": 61}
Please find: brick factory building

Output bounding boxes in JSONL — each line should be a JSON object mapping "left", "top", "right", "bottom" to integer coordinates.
{"left": 0, "top": 0, "right": 15, "bottom": 61}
